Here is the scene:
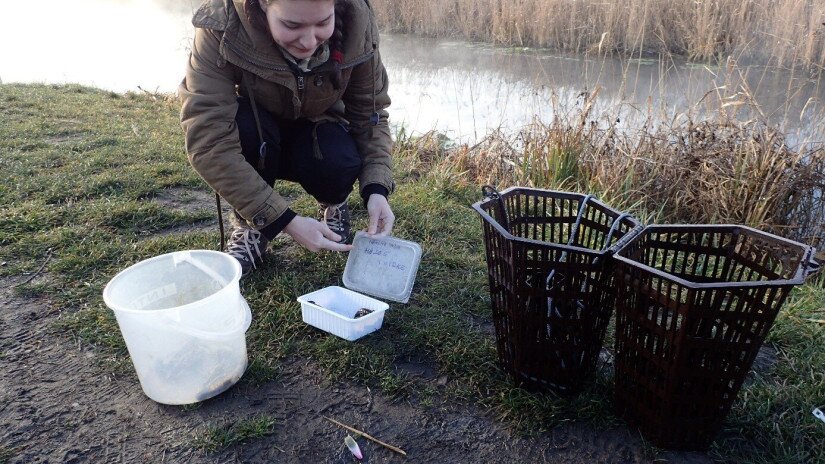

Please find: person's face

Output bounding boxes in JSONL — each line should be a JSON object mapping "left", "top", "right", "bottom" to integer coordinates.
{"left": 261, "top": 0, "right": 335, "bottom": 60}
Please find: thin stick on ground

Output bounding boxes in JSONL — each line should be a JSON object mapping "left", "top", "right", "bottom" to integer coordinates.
{"left": 11, "top": 248, "right": 53, "bottom": 289}
{"left": 323, "top": 416, "right": 407, "bottom": 457}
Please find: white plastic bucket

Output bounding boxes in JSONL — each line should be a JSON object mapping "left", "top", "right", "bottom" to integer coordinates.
{"left": 103, "top": 250, "right": 252, "bottom": 405}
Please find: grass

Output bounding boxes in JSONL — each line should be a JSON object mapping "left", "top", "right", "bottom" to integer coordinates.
{"left": 1, "top": 82, "right": 823, "bottom": 462}
{"left": 709, "top": 278, "right": 825, "bottom": 463}
{"left": 193, "top": 416, "right": 277, "bottom": 453}
{"left": 0, "top": 446, "right": 13, "bottom": 464}
{"left": 371, "top": 0, "right": 825, "bottom": 75}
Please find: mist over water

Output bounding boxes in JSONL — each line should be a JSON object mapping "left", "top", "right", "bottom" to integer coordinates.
{"left": 2, "top": 0, "right": 822, "bottom": 146}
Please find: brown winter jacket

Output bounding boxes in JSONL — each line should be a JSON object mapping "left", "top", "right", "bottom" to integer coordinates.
{"left": 179, "top": 0, "right": 393, "bottom": 231}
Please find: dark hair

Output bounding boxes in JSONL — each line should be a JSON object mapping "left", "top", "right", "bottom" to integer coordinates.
{"left": 244, "top": 0, "right": 347, "bottom": 89}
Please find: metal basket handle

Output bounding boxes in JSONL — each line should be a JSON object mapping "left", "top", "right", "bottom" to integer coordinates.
{"left": 804, "top": 246, "right": 821, "bottom": 280}
{"left": 608, "top": 222, "right": 646, "bottom": 256}
{"left": 591, "top": 214, "right": 644, "bottom": 267}
{"left": 481, "top": 185, "right": 509, "bottom": 231}
{"left": 481, "top": 185, "right": 501, "bottom": 200}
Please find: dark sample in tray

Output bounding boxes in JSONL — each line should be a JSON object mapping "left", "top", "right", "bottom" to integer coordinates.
{"left": 353, "top": 308, "right": 373, "bottom": 319}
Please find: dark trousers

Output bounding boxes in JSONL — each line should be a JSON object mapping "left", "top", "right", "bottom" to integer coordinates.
{"left": 235, "top": 97, "right": 361, "bottom": 205}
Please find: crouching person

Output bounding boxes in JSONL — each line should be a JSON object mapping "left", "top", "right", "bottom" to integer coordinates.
{"left": 179, "top": 0, "right": 395, "bottom": 275}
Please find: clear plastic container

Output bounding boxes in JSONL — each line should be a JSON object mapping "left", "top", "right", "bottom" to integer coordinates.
{"left": 297, "top": 232, "right": 422, "bottom": 340}
{"left": 103, "top": 250, "right": 252, "bottom": 405}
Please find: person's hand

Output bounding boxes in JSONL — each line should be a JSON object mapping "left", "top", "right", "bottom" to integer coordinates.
{"left": 284, "top": 215, "right": 353, "bottom": 252}
{"left": 366, "top": 194, "right": 394, "bottom": 237}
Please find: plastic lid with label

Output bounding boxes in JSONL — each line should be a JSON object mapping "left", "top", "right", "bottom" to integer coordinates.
{"left": 342, "top": 231, "right": 422, "bottom": 303}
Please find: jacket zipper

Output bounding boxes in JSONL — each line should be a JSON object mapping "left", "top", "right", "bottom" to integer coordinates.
{"left": 295, "top": 73, "right": 306, "bottom": 116}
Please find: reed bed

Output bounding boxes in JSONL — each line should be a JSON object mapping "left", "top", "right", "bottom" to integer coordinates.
{"left": 372, "top": 0, "right": 825, "bottom": 74}
{"left": 394, "top": 87, "right": 825, "bottom": 248}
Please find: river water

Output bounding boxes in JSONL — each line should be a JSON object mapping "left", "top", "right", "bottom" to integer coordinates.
{"left": 2, "top": 0, "right": 823, "bottom": 146}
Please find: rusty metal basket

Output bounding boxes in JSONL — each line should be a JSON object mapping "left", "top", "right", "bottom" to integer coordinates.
{"left": 611, "top": 224, "right": 817, "bottom": 450}
{"left": 473, "top": 186, "right": 642, "bottom": 395}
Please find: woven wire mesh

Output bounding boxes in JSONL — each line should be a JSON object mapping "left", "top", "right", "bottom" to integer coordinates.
{"left": 473, "top": 187, "right": 642, "bottom": 395}
{"left": 612, "top": 225, "right": 814, "bottom": 449}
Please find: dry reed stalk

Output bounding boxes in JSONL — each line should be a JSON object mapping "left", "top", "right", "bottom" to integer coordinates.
{"left": 371, "top": 0, "right": 825, "bottom": 74}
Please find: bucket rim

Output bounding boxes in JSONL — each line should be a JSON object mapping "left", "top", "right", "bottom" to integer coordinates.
{"left": 102, "top": 249, "right": 242, "bottom": 315}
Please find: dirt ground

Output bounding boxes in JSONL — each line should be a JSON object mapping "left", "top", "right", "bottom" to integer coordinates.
{"left": 0, "top": 286, "right": 718, "bottom": 463}
{"left": 1, "top": 188, "right": 715, "bottom": 463}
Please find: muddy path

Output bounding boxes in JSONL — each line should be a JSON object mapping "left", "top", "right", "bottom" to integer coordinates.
{"left": 0, "top": 280, "right": 716, "bottom": 464}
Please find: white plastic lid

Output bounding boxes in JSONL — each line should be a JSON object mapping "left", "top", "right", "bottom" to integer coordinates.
{"left": 342, "top": 231, "right": 422, "bottom": 303}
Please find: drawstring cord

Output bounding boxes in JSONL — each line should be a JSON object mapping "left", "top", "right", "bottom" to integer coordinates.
{"left": 243, "top": 72, "right": 267, "bottom": 172}
{"left": 215, "top": 72, "right": 268, "bottom": 251}
{"left": 312, "top": 123, "right": 323, "bottom": 159}
{"left": 216, "top": 192, "right": 225, "bottom": 251}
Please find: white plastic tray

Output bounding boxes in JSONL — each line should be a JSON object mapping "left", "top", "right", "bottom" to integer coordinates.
{"left": 297, "top": 286, "right": 389, "bottom": 341}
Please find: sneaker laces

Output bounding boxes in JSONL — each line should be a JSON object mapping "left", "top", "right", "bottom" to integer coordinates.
{"left": 322, "top": 203, "right": 346, "bottom": 232}
{"left": 225, "top": 228, "right": 265, "bottom": 269}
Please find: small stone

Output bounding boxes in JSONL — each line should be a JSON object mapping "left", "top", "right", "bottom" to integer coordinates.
{"left": 436, "top": 375, "right": 449, "bottom": 386}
